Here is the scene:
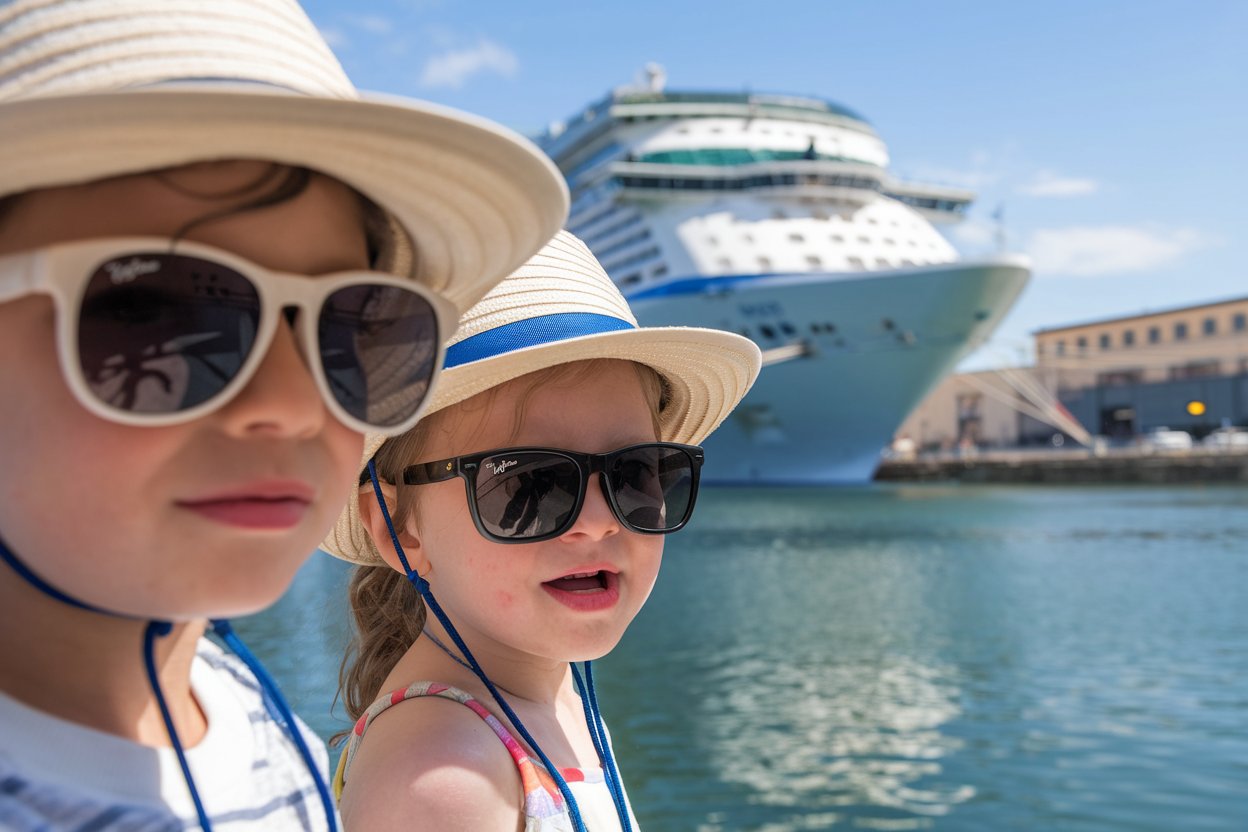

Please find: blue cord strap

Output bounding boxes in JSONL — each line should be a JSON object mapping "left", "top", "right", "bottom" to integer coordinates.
{"left": 573, "top": 663, "right": 634, "bottom": 831}
{"left": 144, "top": 621, "right": 213, "bottom": 831}
{"left": 1, "top": 535, "right": 336, "bottom": 832}
{"left": 211, "top": 620, "right": 338, "bottom": 832}
{"left": 365, "top": 463, "right": 594, "bottom": 832}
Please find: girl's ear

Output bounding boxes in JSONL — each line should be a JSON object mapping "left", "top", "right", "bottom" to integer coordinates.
{"left": 356, "top": 482, "right": 430, "bottom": 576}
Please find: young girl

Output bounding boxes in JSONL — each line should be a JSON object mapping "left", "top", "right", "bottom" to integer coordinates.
{"left": 325, "top": 231, "right": 762, "bottom": 830}
{"left": 0, "top": 1, "right": 566, "bottom": 829}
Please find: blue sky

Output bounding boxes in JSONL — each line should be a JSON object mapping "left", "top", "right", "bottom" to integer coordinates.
{"left": 304, "top": 0, "right": 1246, "bottom": 369}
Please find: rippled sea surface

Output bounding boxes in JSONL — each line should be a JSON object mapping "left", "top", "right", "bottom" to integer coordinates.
{"left": 237, "top": 485, "right": 1248, "bottom": 831}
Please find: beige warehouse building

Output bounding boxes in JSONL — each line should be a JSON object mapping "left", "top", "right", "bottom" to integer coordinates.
{"left": 896, "top": 294, "right": 1248, "bottom": 451}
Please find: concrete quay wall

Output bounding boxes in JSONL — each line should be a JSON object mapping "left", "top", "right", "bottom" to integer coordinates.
{"left": 876, "top": 448, "right": 1248, "bottom": 484}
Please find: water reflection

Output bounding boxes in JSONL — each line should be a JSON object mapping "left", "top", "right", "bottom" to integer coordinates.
{"left": 240, "top": 486, "right": 1248, "bottom": 831}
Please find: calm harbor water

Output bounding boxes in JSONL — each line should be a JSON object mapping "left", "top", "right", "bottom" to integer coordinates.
{"left": 237, "top": 484, "right": 1248, "bottom": 831}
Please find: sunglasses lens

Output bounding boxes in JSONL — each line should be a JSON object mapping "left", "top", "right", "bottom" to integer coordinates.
{"left": 319, "top": 284, "right": 439, "bottom": 429}
{"left": 475, "top": 452, "right": 581, "bottom": 540}
{"left": 611, "top": 445, "right": 696, "bottom": 531}
{"left": 78, "top": 253, "right": 260, "bottom": 415}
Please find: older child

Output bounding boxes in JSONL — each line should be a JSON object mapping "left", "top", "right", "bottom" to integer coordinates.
{"left": 325, "top": 231, "right": 761, "bottom": 830}
{"left": 0, "top": 1, "right": 566, "bottom": 829}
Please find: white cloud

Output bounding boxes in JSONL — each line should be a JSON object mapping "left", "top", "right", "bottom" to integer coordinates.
{"left": 1027, "top": 225, "right": 1209, "bottom": 277}
{"left": 348, "top": 14, "right": 394, "bottom": 36}
{"left": 318, "top": 26, "right": 347, "bottom": 49}
{"left": 1017, "top": 170, "right": 1099, "bottom": 198}
{"left": 419, "top": 38, "right": 518, "bottom": 89}
{"left": 950, "top": 217, "right": 996, "bottom": 249}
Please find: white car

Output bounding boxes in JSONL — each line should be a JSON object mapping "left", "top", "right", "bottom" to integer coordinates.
{"left": 1140, "top": 428, "right": 1193, "bottom": 451}
{"left": 1202, "top": 427, "right": 1248, "bottom": 449}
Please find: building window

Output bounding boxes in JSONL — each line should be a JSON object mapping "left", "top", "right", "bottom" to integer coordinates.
{"left": 1123, "top": 329, "right": 1135, "bottom": 347}
{"left": 1175, "top": 322, "right": 1188, "bottom": 340}
{"left": 1099, "top": 333, "right": 1111, "bottom": 350}
{"left": 1076, "top": 336, "right": 1088, "bottom": 352}
{"left": 1149, "top": 326, "right": 1161, "bottom": 344}
{"left": 1056, "top": 340, "right": 1066, "bottom": 356}
{"left": 1234, "top": 313, "right": 1247, "bottom": 332}
{"left": 1204, "top": 317, "right": 1217, "bottom": 336}
{"left": 1169, "top": 360, "right": 1220, "bottom": 380}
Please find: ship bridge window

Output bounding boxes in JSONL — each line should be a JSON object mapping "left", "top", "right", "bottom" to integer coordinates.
{"left": 831, "top": 234, "right": 844, "bottom": 243}
{"left": 847, "top": 256, "right": 865, "bottom": 269}
{"left": 780, "top": 322, "right": 796, "bottom": 336}
{"left": 716, "top": 257, "right": 733, "bottom": 270}
{"left": 759, "top": 324, "right": 777, "bottom": 339}
{"left": 806, "top": 255, "right": 823, "bottom": 269}
{"left": 789, "top": 233, "right": 805, "bottom": 242}
{"left": 874, "top": 257, "right": 890, "bottom": 268}
{"left": 757, "top": 256, "right": 773, "bottom": 270}
{"left": 619, "top": 272, "right": 642, "bottom": 286}
{"left": 651, "top": 264, "right": 668, "bottom": 278}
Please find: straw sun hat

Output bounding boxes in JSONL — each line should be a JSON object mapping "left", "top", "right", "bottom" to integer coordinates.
{"left": 0, "top": 0, "right": 568, "bottom": 312}
{"left": 323, "top": 230, "right": 763, "bottom": 566}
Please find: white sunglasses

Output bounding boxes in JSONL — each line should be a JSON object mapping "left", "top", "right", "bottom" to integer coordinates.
{"left": 0, "top": 237, "right": 458, "bottom": 435}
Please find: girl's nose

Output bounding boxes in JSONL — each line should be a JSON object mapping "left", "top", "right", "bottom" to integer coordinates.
{"left": 561, "top": 474, "right": 621, "bottom": 541}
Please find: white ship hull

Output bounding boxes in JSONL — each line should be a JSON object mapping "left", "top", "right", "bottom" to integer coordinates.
{"left": 538, "top": 81, "right": 1031, "bottom": 483}
{"left": 629, "top": 259, "right": 1029, "bottom": 483}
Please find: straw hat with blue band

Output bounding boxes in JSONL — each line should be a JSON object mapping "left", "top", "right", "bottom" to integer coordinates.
{"left": 322, "top": 230, "right": 763, "bottom": 567}
{"left": 0, "top": 0, "right": 569, "bottom": 314}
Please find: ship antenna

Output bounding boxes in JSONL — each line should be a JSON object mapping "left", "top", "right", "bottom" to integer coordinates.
{"left": 992, "top": 202, "right": 1007, "bottom": 254}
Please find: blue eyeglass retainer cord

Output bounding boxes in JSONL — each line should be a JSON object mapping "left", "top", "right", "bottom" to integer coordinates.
{"left": 367, "top": 460, "right": 636, "bottom": 832}
{"left": 0, "top": 536, "right": 338, "bottom": 832}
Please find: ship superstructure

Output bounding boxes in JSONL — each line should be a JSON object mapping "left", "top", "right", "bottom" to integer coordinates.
{"left": 538, "top": 71, "right": 1029, "bottom": 483}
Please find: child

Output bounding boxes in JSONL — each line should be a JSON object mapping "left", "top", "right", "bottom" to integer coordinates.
{"left": 0, "top": 1, "right": 566, "bottom": 829}
{"left": 325, "top": 231, "right": 762, "bottom": 830}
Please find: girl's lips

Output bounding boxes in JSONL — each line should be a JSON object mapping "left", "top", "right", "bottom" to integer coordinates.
{"left": 541, "top": 570, "right": 620, "bottom": 612}
{"left": 178, "top": 481, "right": 314, "bottom": 530}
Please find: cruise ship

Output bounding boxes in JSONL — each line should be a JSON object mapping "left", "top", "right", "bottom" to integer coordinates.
{"left": 537, "top": 68, "right": 1030, "bottom": 483}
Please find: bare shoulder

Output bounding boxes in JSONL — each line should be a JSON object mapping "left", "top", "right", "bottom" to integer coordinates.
{"left": 339, "top": 692, "right": 524, "bottom": 832}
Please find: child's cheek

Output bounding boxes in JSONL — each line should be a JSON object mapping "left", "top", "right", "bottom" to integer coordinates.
{"left": 493, "top": 589, "right": 516, "bottom": 608}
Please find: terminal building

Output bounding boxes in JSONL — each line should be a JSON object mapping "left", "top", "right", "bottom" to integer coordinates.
{"left": 895, "top": 295, "right": 1248, "bottom": 451}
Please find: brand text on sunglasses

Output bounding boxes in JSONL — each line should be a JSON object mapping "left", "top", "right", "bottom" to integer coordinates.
{"left": 105, "top": 257, "right": 161, "bottom": 284}
{"left": 486, "top": 458, "right": 519, "bottom": 475}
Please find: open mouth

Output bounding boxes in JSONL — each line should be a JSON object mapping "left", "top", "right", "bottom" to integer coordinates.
{"left": 543, "top": 570, "right": 609, "bottom": 593}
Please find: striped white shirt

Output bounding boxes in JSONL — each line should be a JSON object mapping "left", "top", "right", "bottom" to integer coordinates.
{"left": 0, "top": 638, "right": 336, "bottom": 831}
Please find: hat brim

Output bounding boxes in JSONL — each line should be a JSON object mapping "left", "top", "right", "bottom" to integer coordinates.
{"left": 0, "top": 88, "right": 569, "bottom": 313}
{"left": 323, "top": 325, "right": 761, "bottom": 566}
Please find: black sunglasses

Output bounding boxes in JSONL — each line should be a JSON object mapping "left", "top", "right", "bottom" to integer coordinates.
{"left": 0, "top": 237, "right": 454, "bottom": 434}
{"left": 392, "top": 442, "right": 705, "bottom": 543}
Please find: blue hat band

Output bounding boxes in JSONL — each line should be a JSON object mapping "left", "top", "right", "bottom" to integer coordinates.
{"left": 444, "top": 312, "right": 636, "bottom": 369}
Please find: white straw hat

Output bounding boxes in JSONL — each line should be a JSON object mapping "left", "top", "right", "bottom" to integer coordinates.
{"left": 323, "top": 230, "right": 762, "bottom": 566}
{"left": 0, "top": 0, "right": 568, "bottom": 311}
